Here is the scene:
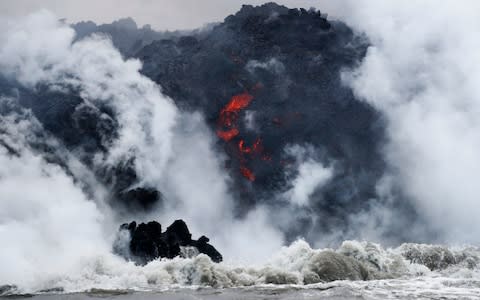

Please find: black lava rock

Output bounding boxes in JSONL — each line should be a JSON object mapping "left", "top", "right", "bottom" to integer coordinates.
{"left": 165, "top": 219, "right": 192, "bottom": 246}
{"left": 193, "top": 236, "right": 223, "bottom": 263}
{"left": 117, "top": 219, "right": 223, "bottom": 264}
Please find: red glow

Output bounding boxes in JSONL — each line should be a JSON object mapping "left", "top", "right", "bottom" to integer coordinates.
{"left": 240, "top": 166, "right": 255, "bottom": 181}
{"left": 223, "top": 92, "right": 253, "bottom": 112}
{"left": 217, "top": 92, "right": 253, "bottom": 130}
{"left": 238, "top": 138, "right": 262, "bottom": 154}
{"left": 216, "top": 88, "right": 270, "bottom": 181}
{"left": 217, "top": 129, "right": 239, "bottom": 141}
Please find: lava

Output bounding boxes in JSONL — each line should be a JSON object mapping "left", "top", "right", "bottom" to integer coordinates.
{"left": 217, "top": 129, "right": 239, "bottom": 141}
{"left": 216, "top": 89, "right": 266, "bottom": 181}
{"left": 240, "top": 166, "right": 255, "bottom": 181}
{"left": 238, "top": 138, "right": 262, "bottom": 154}
{"left": 223, "top": 92, "right": 253, "bottom": 112}
{"left": 217, "top": 92, "right": 254, "bottom": 136}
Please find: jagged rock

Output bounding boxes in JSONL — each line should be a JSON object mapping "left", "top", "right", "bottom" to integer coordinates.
{"left": 116, "top": 219, "right": 223, "bottom": 264}
{"left": 166, "top": 219, "right": 192, "bottom": 246}
{"left": 193, "top": 235, "right": 223, "bottom": 263}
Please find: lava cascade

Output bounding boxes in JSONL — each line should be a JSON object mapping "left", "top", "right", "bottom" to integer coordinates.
{"left": 216, "top": 91, "right": 267, "bottom": 181}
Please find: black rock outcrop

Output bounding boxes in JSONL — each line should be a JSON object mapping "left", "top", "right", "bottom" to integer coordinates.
{"left": 117, "top": 220, "right": 223, "bottom": 264}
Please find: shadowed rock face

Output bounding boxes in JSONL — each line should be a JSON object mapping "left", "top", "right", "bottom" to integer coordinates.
{"left": 72, "top": 18, "right": 176, "bottom": 57}
{"left": 136, "top": 3, "right": 387, "bottom": 239}
{"left": 0, "top": 3, "right": 396, "bottom": 244}
{"left": 117, "top": 220, "right": 223, "bottom": 264}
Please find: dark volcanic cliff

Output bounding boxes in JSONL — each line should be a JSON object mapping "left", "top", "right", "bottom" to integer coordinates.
{"left": 0, "top": 3, "right": 391, "bottom": 243}
{"left": 136, "top": 3, "right": 385, "bottom": 238}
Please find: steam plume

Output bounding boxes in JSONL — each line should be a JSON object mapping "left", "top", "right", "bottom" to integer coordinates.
{"left": 342, "top": 0, "right": 480, "bottom": 243}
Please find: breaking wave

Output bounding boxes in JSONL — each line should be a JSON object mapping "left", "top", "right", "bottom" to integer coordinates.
{"left": 1, "top": 240, "right": 479, "bottom": 295}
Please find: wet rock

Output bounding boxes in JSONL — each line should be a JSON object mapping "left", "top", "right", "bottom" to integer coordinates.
{"left": 165, "top": 219, "right": 192, "bottom": 246}
{"left": 193, "top": 236, "right": 223, "bottom": 263}
{"left": 116, "top": 219, "right": 223, "bottom": 264}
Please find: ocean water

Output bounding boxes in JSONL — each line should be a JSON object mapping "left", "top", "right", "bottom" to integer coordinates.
{"left": 4, "top": 280, "right": 480, "bottom": 300}
{"left": 2, "top": 240, "right": 480, "bottom": 300}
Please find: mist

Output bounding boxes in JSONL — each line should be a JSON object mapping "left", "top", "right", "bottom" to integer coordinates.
{"left": 0, "top": 10, "right": 285, "bottom": 290}
{"left": 1, "top": 0, "right": 480, "bottom": 294}
{"left": 341, "top": 0, "right": 480, "bottom": 244}
{"left": 0, "top": 101, "right": 110, "bottom": 288}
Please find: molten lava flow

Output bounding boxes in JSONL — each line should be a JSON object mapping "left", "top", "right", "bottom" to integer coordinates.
{"left": 216, "top": 89, "right": 268, "bottom": 182}
{"left": 238, "top": 140, "right": 251, "bottom": 153}
{"left": 240, "top": 166, "right": 255, "bottom": 182}
{"left": 217, "top": 92, "right": 254, "bottom": 138}
{"left": 223, "top": 92, "right": 254, "bottom": 112}
{"left": 238, "top": 138, "right": 262, "bottom": 154}
{"left": 217, "top": 129, "right": 239, "bottom": 141}
{"left": 237, "top": 138, "right": 265, "bottom": 181}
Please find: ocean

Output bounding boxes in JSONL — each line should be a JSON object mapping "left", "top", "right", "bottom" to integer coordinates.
{"left": 2, "top": 240, "right": 480, "bottom": 300}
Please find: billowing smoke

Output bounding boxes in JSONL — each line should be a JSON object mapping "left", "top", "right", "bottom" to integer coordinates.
{"left": 0, "top": 9, "right": 178, "bottom": 180}
{"left": 283, "top": 145, "right": 333, "bottom": 207}
{"left": 341, "top": 1, "right": 480, "bottom": 244}
{"left": 2, "top": 1, "right": 480, "bottom": 293}
{"left": 0, "top": 100, "right": 111, "bottom": 288}
{"left": 0, "top": 10, "right": 285, "bottom": 290}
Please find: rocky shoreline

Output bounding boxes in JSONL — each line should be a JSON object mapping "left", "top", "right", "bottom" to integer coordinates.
{"left": 115, "top": 220, "right": 222, "bottom": 264}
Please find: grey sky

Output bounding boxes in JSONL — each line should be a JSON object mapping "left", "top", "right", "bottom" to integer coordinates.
{"left": 0, "top": 0, "right": 347, "bottom": 30}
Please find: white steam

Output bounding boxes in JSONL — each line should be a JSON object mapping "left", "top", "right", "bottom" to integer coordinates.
{"left": 341, "top": 1, "right": 480, "bottom": 243}
{"left": 284, "top": 145, "right": 333, "bottom": 207}
{"left": 0, "top": 9, "right": 178, "bottom": 181}
{"left": 0, "top": 108, "right": 110, "bottom": 289}
{"left": 155, "top": 113, "right": 284, "bottom": 262}
{"left": 0, "top": 10, "right": 285, "bottom": 291}
{"left": 246, "top": 58, "right": 286, "bottom": 75}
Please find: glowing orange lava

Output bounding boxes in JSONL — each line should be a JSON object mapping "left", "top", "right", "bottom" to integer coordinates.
{"left": 216, "top": 88, "right": 269, "bottom": 182}
{"left": 217, "top": 92, "right": 254, "bottom": 137}
{"left": 223, "top": 92, "right": 253, "bottom": 112}
{"left": 217, "top": 129, "right": 239, "bottom": 141}
{"left": 238, "top": 138, "right": 262, "bottom": 154}
{"left": 240, "top": 166, "right": 255, "bottom": 181}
